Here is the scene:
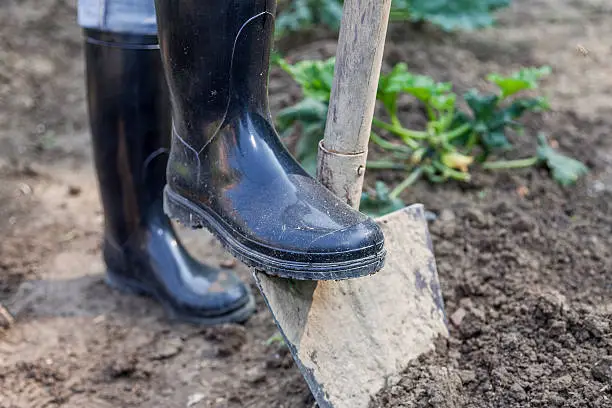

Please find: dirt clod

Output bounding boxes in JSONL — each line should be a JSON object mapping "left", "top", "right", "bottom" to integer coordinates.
{"left": 150, "top": 335, "right": 184, "bottom": 360}
{"left": 592, "top": 358, "right": 612, "bottom": 384}
{"left": 204, "top": 325, "right": 248, "bottom": 357}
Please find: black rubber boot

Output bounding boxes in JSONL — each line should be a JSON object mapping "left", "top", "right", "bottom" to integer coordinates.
{"left": 84, "top": 29, "right": 255, "bottom": 324}
{"left": 154, "top": 0, "right": 386, "bottom": 281}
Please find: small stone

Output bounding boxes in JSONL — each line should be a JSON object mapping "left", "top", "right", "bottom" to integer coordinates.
{"left": 592, "top": 357, "right": 612, "bottom": 383}
{"left": 93, "top": 315, "right": 106, "bottom": 324}
{"left": 30, "top": 57, "right": 56, "bottom": 76}
{"left": 471, "top": 307, "right": 486, "bottom": 321}
{"left": 0, "top": 304, "right": 14, "bottom": 329}
{"left": 549, "top": 320, "right": 567, "bottom": 336}
{"left": 439, "top": 209, "right": 455, "bottom": 223}
{"left": 450, "top": 308, "right": 467, "bottom": 327}
{"left": 525, "top": 365, "right": 546, "bottom": 379}
{"left": 585, "top": 318, "right": 609, "bottom": 338}
{"left": 464, "top": 208, "right": 486, "bottom": 226}
{"left": 459, "top": 370, "right": 477, "bottom": 384}
{"left": 18, "top": 183, "right": 32, "bottom": 195}
{"left": 591, "top": 180, "right": 606, "bottom": 193}
{"left": 552, "top": 374, "right": 573, "bottom": 390}
{"left": 245, "top": 365, "right": 266, "bottom": 384}
{"left": 187, "top": 393, "right": 206, "bottom": 407}
{"left": 151, "top": 336, "right": 184, "bottom": 360}
{"left": 459, "top": 298, "right": 474, "bottom": 309}
{"left": 510, "top": 383, "right": 527, "bottom": 401}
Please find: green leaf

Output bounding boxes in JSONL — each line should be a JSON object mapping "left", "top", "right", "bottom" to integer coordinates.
{"left": 377, "top": 63, "right": 407, "bottom": 115}
{"left": 318, "top": 0, "right": 344, "bottom": 30}
{"left": 378, "top": 63, "right": 456, "bottom": 126}
{"left": 537, "top": 134, "right": 588, "bottom": 186}
{"left": 505, "top": 97, "right": 550, "bottom": 117}
{"left": 276, "top": 97, "right": 328, "bottom": 175}
{"left": 276, "top": 97, "right": 328, "bottom": 129}
{"left": 462, "top": 88, "right": 550, "bottom": 155}
{"left": 430, "top": 93, "right": 457, "bottom": 112}
{"left": 360, "top": 181, "right": 406, "bottom": 217}
{"left": 487, "top": 66, "right": 551, "bottom": 97}
{"left": 275, "top": 0, "right": 343, "bottom": 38}
{"left": 278, "top": 58, "right": 336, "bottom": 102}
{"left": 406, "top": 0, "right": 511, "bottom": 31}
{"left": 275, "top": 0, "right": 512, "bottom": 39}
{"left": 463, "top": 90, "right": 511, "bottom": 151}
{"left": 464, "top": 89, "right": 499, "bottom": 118}
{"left": 482, "top": 130, "right": 511, "bottom": 150}
{"left": 380, "top": 64, "right": 453, "bottom": 104}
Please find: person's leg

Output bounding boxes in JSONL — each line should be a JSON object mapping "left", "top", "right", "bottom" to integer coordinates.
{"left": 79, "top": 0, "right": 255, "bottom": 324}
{"left": 154, "top": 0, "right": 386, "bottom": 280}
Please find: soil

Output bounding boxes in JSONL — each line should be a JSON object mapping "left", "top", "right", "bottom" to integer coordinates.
{"left": 1, "top": 0, "right": 611, "bottom": 407}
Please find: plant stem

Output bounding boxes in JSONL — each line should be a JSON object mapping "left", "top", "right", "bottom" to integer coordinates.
{"left": 432, "top": 161, "right": 471, "bottom": 181}
{"left": 371, "top": 118, "right": 428, "bottom": 147}
{"left": 482, "top": 156, "right": 539, "bottom": 169}
{"left": 465, "top": 132, "right": 478, "bottom": 150}
{"left": 370, "top": 132, "right": 412, "bottom": 153}
{"left": 366, "top": 160, "right": 407, "bottom": 170}
{"left": 443, "top": 123, "right": 472, "bottom": 142}
{"left": 425, "top": 105, "right": 436, "bottom": 121}
{"left": 390, "top": 113, "right": 402, "bottom": 128}
{"left": 389, "top": 167, "right": 424, "bottom": 199}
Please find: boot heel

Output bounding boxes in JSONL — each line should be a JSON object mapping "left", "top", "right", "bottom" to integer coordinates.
{"left": 163, "top": 185, "right": 205, "bottom": 230}
{"left": 105, "top": 269, "right": 149, "bottom": 296}
{"left": 103, "top": 242, "right": 150, "bottom": 296}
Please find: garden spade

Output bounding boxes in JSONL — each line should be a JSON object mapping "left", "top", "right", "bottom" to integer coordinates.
{"left": 253, "top": 1, "right": 448, "bottom": 407}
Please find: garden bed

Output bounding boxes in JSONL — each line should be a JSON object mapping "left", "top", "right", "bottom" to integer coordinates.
{"left": 1, "top": 0, "right": 611, "bottom": 406}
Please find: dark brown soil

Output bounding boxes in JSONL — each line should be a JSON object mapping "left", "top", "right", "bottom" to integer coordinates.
{"left": 372, "top": 165, "right": 612, "bottom": 407}
{"left": 2, "top": 0, "right": 612, "bottom": 407}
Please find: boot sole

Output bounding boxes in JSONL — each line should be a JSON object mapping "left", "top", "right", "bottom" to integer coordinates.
{"left": 106, "top": 269, "right": 256, "bottom": 325}
{"left": 164, "top": 186, "right": 386, "bottom": 281}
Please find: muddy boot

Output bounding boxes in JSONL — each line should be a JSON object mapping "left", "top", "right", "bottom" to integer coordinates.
{"left": 84, "top": 29, "right": 255, "bottom": 324}
{"left": 154, "top": 0, "right": 386, "bottom": 281}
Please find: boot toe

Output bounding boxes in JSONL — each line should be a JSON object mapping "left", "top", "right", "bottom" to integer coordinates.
{"left": 307, "top": 218, "right": 384, "bottom": 259}
{"left": 200, "top": 270, "right": 251, "bottom": 312}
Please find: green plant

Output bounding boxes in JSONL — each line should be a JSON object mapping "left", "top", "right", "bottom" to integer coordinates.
{"left": 535, "top": 134, "right": 588, "bottom": 186}
{"left": 265, "top": 333, "right": 287, "bottom": 347}
{"left": 372, "top": 62, "right": 474, "bottom": 185}
{"left": 275, "top": 0, "right": 343, "bottom": 39}
{"left": 370, "top": 64, "right": 586, "bottom": 193}
{"left": 274, "top": 0, "right": 512, "bottom": 37}
{"left": 276, "top": 57, "right": 335, "bottom": 174}
{"left": 455, "top": 66, "right": 551, "bottom": 160}
{"left": 277, "top": 58, "right": 588, "bottom": 203}
{"left": 360, "top": 181, "right": 406, "bottom": 217}
{"left": 482, "top": 134, "right": 588, "bottom": 186}
{"left": 391, "top": 0, "right": 511, "bottom": 31}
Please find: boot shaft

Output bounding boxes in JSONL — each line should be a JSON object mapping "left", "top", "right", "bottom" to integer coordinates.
{"left": 154, "top": 0, "right": 277, "bottom": 148}
{"left": 85, "top": 29, "right": 171, "bottom": 244}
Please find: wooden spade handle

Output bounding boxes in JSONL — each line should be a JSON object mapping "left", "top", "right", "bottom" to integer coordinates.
{"left": 317, "top": 0, "right": 393, "bottom": 209}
